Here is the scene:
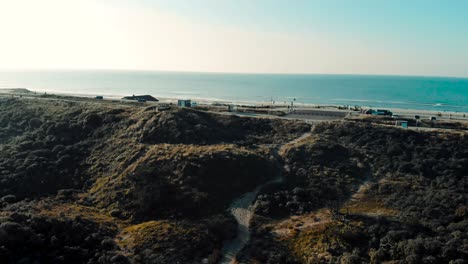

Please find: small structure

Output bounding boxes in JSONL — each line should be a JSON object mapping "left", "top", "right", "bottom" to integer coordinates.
{"left": 122, "top": 95, "right": 159, "bottom": 102}
{"left": 178, "top": 99, "right": 191, "bottom": 107}
{"left": 395, "top": 120, "right": 408, "bottom": 129}
{"left": 228, "top": 104, "right": 238, "bottom": 112}
{"left": 95, "top": 95, "right": 103, "bottom": 100}
{"left": 157, "top": 103, "right": 170, "bottom": 111}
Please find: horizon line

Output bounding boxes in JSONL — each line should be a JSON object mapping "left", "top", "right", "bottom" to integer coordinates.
{"left": 1, "top": 67, "right": 468, "bottom": 79}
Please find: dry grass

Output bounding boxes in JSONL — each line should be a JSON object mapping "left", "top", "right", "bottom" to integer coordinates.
{"left": 37, "top": 202, "right": 128, "bottom": 229}
{"left": 286, "top": 220, "right": 365, "bottom": 264}
{"left": 272, "top": 209, "right": 332, "bottom": 237}
{"left": 341, "top": 181, "right": 398, "bottom": 217}
{"left": 278, "top": 134, "right": 316, "bottom": 157}
{"left": 341, "top": 197, "right": 398, "bottom": 217}
{"left": 116, "top": 220, "right": 205, "bottom": 250}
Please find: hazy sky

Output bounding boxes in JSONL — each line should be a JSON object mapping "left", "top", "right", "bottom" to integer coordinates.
{"left": 0, "top": 0, "right": 467, "bottom": 77}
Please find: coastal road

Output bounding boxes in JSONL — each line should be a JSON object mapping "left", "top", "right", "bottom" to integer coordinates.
{"left": 3, "top": 91, "right": 466, "bottom": 134}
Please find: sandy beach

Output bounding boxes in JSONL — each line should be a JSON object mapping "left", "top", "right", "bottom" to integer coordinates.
{"left": 1, "top": 88, "right": 467, "bottom": 123}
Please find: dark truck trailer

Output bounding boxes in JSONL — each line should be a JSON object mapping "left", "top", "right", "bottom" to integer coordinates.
{"left": 374, "top": 109, "right": 393, "bottom": 116}
{"left": 122, "top": 95, "right": 159, "bottom": 102}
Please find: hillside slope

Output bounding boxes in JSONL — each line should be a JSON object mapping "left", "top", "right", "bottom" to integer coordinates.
{"left": 1, "top": 98, "right": 467, "bottom": 263}
{"left": 239, "top": 122, "right": 467, "bottom": 263}
{"left": 0, "top": 98, "right": 310, "bottom": 263}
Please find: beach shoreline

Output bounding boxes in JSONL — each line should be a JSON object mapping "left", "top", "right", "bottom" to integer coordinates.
{"left": 1, "top": 88, "right": 467, "bottom": 121}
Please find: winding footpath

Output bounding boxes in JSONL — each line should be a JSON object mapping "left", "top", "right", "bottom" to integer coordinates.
{"left": 219, "top": 133, "right": 312, "bottom": 264}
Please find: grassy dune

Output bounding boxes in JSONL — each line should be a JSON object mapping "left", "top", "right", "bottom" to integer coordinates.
{"left": 0, "top": 97, "right": 309, "bottom": 263}
{"left": 239, "top": 123, "right": 467, "bottom": 263}
{"left": 0, "top": 97, "right": 466, "bottom": 263}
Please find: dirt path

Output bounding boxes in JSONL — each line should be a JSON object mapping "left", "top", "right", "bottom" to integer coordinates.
{"left": 219, "top": 133, "right": 312, "bottom": 264}
{"left": 279, "top": 133, "right": 312, "bottom": 155}
{"left": 218, "top": 178, "right": 281, "bottom": 264}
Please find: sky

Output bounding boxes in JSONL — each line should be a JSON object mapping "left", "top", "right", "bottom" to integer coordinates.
{"left": 0, "top": 0, "right": 467, "bottom": 77}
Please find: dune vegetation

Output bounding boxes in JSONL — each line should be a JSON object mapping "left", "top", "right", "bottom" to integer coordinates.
{"left": 238, "top": 122, "right": 467, "bottom": 264}
{"left": 0, "top": 97, "right": 466, "bottom": 263}
{"left": 0, "top": 97, "right": 310, "bottom": 263}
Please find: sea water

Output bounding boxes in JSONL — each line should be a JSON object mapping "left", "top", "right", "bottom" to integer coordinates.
{"left": 0, "top": 70, "right": 467, "bottom": 112}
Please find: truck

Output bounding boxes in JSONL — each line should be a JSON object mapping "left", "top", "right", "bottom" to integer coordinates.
{"left": 367, "top": 109, "right": 393, "bottom": 116}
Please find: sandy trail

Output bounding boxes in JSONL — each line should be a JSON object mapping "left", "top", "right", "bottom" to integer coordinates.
{"left": 219, "top": 132, "right": 312, "bottom": 264}
{"left": 279, "top": 133, "right": 312, "bottom": 154}
{"left": 218, "top": 179, "right": 280, "bottom": 264}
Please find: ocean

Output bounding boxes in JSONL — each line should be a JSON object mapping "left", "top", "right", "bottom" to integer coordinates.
{"left": 0, "top": 70, "right": 467, "bottom": 112}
